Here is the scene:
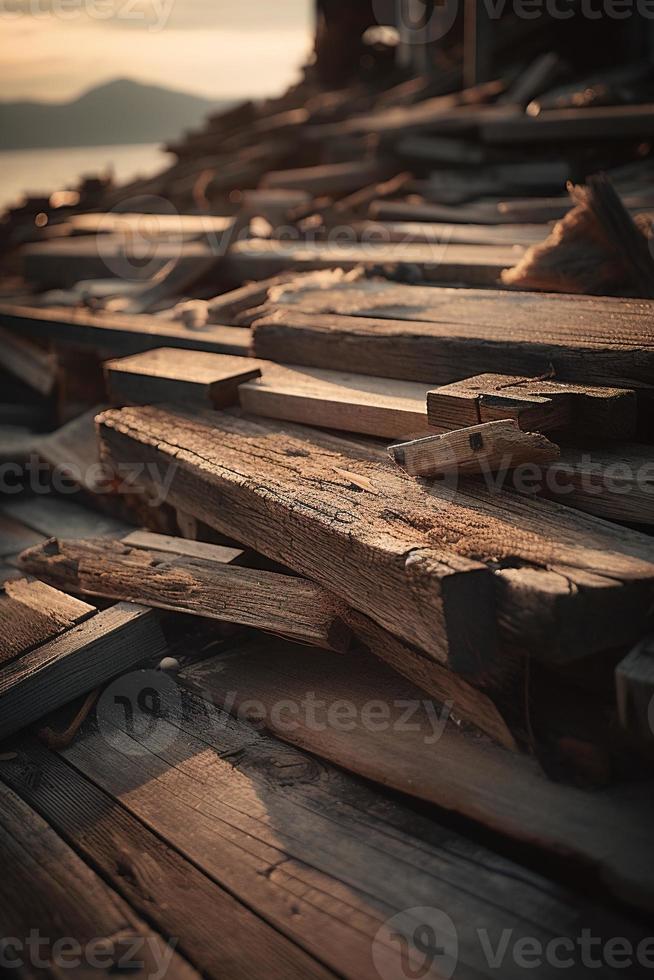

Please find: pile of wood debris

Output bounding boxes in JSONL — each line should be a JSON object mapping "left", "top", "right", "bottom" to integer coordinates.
{"left": 1, "top": 41, "right": 654, "bottom": 971}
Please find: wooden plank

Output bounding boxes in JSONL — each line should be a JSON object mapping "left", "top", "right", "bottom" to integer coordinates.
{"left": 0, "top": 578, "right": 95, "bottom": 665}
{"left": 0, "top": 303, "right": 251, "bottom": 357}
{"left": 18, "top": 672, "right": 650, "bottom": 975}
{"left": 251, "top": 306, "right": 654, "bottom": 389}
{"left": 616, "top": 635, "right": 654, "bottom": 741}
{"left": 182, "top": 640, "right": 654, "bottom": 916}
{"left": 2, "top": 496, "right": 129, "bottom": 539}
{"left": 539, "top": 444, "right": 654, "bottom": 525}
{"left": 0, "top": 782, "right": 199, "bottom": 979}
{"left": 97, "top": 405, "right": 654, "bottom": 666}
{"left": 427, "top": 373, "right": 638, "bottom": 438}
{"left": 260, "top": 159, "right": 393, "bottom": 196}
{"left": 238, "top": 363, "right": 432, "bottom": 439}
{"left": 1, "top": 741, "right": 334, "bottom": 980}
{"left": 19, "top": 538, "right": 352, "bottom": 653}
{"left": 105, "top": 348, "right": 262, "bottom": 409}
{"left": 121, "top": 530, "right": 245, "bottom": 565}
{"left": 482, "top": 103, "right": 654, "bottom": 142}
{"left": 355, "top": 219, "right": 549, "bottom": 247}
{"left": 0, "top": 325, "right": 57, "bottom": 396}
{"left": 0, "top": 512, "right": 46, "bottom": 558}
{"left": 70, "top": 211, "right": 234, "bottom": 238}
{"left": 224, "top": 238, "right": 521, "bottom": 287}
{"left": 0, "top": 602, "right": 167, "bottom": 740}
{"left": 389, "top": 420, "right": 560, "bottom": 477}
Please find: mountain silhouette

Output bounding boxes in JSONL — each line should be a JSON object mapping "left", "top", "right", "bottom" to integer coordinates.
{"left": 0, "top": 78, "right": 229, "bottom": 150}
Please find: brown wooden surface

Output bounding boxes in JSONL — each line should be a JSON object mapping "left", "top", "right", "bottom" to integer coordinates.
{"left": 427, "top": 373, "right": 638, "bottom": 438}
{"left": 105, "top": 348, "right": 262, "bottom": 409}
{"left": 19, "top": 537, "right": 352, "bottom": 653}
{"left": 239, "top": 362, "right": 432, "bottom": 438}
{"left": 98, "top": 405, "right": 654, "bottom": 666}
{"left": 0, "top": 781, "right": 200, "bottom": 978}
{"left": 181, "top": 639, "right": 654, "bottom": 917}
{"left": 0, "top": 324, "right": 57, "bottom": 396}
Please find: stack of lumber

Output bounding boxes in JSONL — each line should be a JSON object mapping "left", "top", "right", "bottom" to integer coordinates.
{"left": 1, "top": 40, "right": 654, "bottom": 980}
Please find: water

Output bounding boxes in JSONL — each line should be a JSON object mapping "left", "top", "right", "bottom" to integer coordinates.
{"left": 0, "top": 143, "right": 171, "bottom": 211}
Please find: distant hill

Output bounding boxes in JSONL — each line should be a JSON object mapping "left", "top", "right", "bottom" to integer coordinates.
{"left": 0, "top": 79, "right": 231, "bottom": 150}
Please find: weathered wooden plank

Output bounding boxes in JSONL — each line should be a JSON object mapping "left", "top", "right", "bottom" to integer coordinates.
{"left": 354, "top": 218, "right": 549, "bottom": 247}
{"left": 121, "top": 530, "right": 246, "bottom": 565}
{"left": 0, "top": 325, "right": 57, "bottom": 396}
{"left": 224, "top": 239, "right": 522, "bottom": 287}
{"left": 390, "top": 420, "right": 560, "bottom": 477}
{"left": 0, "top": 303, "right": 251, "bottom": 357}
{"left": 0, "top": 511, "right": 46, "bottom": 558}
{"left": 105, "top": 348, "right": 262, "bottom": 409}
{"left": 239, "top": 363, "right": 432, "bottom": 439}
{"left": 251, "top": 307, "right": 654, "bottom": 389}
{"left": 182, "top": 639, "right": 654, "bottom": 916}
{"left": 0, "top": 577, "right": 95, "bottom": 665}
{"left": 1, "top": 741, "right": 334, "bottom": 980}
{"left": 19, "top": 671, "right": 649, "bottom": 975}
{"left": 0, "top": 603, "right": 167, "bottom": 740}
{"left": 98, "top": 405, "right": 654, "bottom": 666}
{"left": 70, "top": 212, "right": 234, "bottom": 238}
{"left": 2, "top": 495, "right": 129, "bottom": 539}
{"left": 482, "top": 103, "right": 654, "bottom": 142}
{"left": 616, "top": 635, "right": 654, "bottom": 741}
{"left": 19, "top": 538, "right": 351, "bottom": 653}
{"left": 427, "top": 373, "right": 638, "bottom": 438}
{"left": 0, "top": 781, "right": 200, "bottom": 978}
{"left": 260, "top": 159, "right": 393, "bottom": 195}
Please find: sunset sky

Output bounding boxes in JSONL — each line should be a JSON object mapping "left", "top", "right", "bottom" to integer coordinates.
{"left": 1, "top": 0, "right": 314, "bottom": 102}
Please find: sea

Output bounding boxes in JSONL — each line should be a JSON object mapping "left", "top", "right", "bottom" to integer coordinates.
{"left": 0, "top": 143, "right": 170, "bottom": 211}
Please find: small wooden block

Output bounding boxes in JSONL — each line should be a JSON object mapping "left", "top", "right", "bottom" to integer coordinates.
{"left": 121, "top": 530, "right": 245, "bottom": 566}
{"left": 427, "top": 373, "right": 637, "bottom": 438}
{"left": 105, "top": 348, "right": 262, "bottom": 409}
{"left": 616, "top": 636, "right": 654, "bottom": 741}
{"left": 239, "top": 363, "right": 432, "bottom": 439}
{"left": 390, "top": 419, "right": 560, "bottom": 477}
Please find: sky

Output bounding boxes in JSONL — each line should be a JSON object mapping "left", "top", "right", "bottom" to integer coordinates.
{"left": 0, "top": 0, "right": 314, "bottom": 102}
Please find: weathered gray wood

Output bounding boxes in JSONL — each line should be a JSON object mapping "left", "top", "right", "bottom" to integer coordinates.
{"left": 239, "top": 363, "right": 432, "bottom": 438}
{"left": 0, "top": 325, "right": 57, "bottom": 395}
{"left": 98, "top": 405, "right": 654, "bottom": 666}
{"left": 0, "top": 511, "right": 46, "bottom": 558}
{"left": 616, "top": 635, "right": 654, "bottom": 741}
{"left": 0, "top": 603, "right": 167, "bottom": 740}
{"left": 19, "top": 537, "right": 351, "bottom": 653}
{"left": 0, "top": 577, "right": 95, "bottom": 665}
{"left": 427, "top": 373, "right": 638, "bottom": 438}
{"left": 105, "top": 348, "right": 262, "bottom": 409}
{"left": 19, "top": 671, "right": 648, "bottom": 975}
{"left": 0, "top": 741, "right": 334, "bottom": 980}
{"left": 260, "top": 159, "right": 392, "bottom": 195}
{"left": 390, "top": 420, "right": 560, "bottom": 477}
{"left": 2, "top": 496, "right": 130, "bottom": 539}
{"left": 182, "top": 640, "right": 654, "bottom": 917}
{"left": 0, "top": 303, "right": 251, "bottom": 357}
{"left": 354, "top": 218, "right": 549, "bottom": 247}
{"left": 0, "top": 781, "right": 200, "bottom": 978}
{"left": 224, "top": 238, "right": 521, "bottom": 287}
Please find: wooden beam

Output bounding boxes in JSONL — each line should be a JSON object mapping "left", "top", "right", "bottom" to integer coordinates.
{"left": 0, "top": 325, "right": 57, "bottom": 396}
{"left": 238, "top": 362, "right": 432, "bottom": 438}
{"left": 0, "top": 603, "right": 167, "bottom": 740}
{"left": 260, "top": 159, "right": 393, "bottom": 196}
{"left": 354, "top": 219, "right": 549, "bottom": 247}
{"left": 427, "top": 373, "right": 638, "bottom": 438}
{"left": 0, "top": 578, "right": 95, "bottom": 665}
{"left": 105, "top": 348, "right": 262, "bottom": 409}
{"left": 18, "top": 537, "right": 351, "bottom": 653}
{"left": 482, "top": 103, "right": 654, "bottom": 143}
{"left": 225, "top": 239, "right": 521, "bottom": 288}
{"left": 389, "top": 420, "right": 560, "bottom": 477}
{"left": 181, "top": 640, "right": 654, "bottom": 915}
{"left": 0, "top": 304, "right": 251, "bottom": 358}
{"left": 251, "top": 307, "right": 654, "bottom": 389}
{"left": 97, "top": 405, "right": 654, "bottom": 666}
{"left": 616, "top": 635, "right": 654, "bottom": 741}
